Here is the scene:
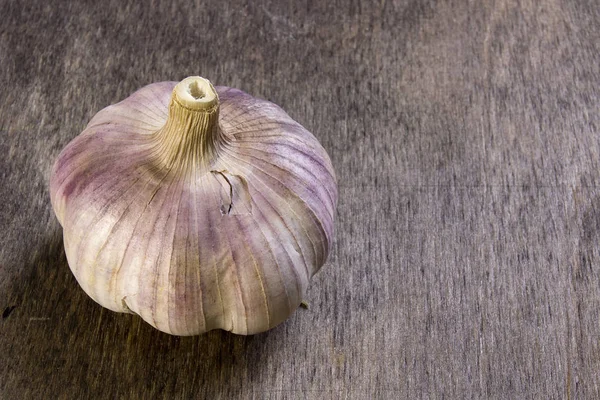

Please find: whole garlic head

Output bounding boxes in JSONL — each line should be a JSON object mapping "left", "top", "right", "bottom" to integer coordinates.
{"left": 50, "top": 77, "right": 337, "bottom": 336}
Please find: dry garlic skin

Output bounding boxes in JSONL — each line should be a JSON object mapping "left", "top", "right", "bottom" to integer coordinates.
{"left": 50, "top": 77, "right": 337, "bottom": 335}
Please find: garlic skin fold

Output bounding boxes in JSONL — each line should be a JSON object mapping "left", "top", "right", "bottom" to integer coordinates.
{"left": 49, "top": 77, "right": 337, "bottom": 336}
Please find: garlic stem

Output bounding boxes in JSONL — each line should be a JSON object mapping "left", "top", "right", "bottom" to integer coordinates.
{"left": 174, "top": 76, "right": 218, "bottom": 110}
{"left": 153, "top": 76, "right": 225, "bottom": 172}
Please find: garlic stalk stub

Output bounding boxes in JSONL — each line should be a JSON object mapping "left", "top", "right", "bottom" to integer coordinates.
{"left": 50, "top": 77, "right": 337, "bottom": 335}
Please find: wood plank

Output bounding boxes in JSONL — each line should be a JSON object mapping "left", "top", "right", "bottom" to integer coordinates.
{"left": 1, "top": 0, "right": 599, "bottom": 398}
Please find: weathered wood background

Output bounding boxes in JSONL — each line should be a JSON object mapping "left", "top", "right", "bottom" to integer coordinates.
{"left": 1, "top": 0, "right": 599, "bottom": 398}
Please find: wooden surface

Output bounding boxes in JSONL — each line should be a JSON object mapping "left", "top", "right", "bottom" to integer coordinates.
{"left": 1, "top": 0, "right": 599, "bottom": 398}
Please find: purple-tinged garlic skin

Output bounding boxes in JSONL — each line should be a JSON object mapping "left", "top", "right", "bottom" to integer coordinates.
{"left": 50, "top": 77, "right": 337, "bottom": 335}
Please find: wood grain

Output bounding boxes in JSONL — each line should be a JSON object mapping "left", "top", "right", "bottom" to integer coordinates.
{"left": 1, "top": 0, "right": 599, "bottom": 398}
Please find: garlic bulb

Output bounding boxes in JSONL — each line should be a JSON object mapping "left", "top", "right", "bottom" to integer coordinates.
{"left": 50, "top": 77, "right": 337, "bottom": 336}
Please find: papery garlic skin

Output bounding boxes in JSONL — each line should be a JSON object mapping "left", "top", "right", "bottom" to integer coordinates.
{"left": 50, "top": 77, "right": 337, "bottom": 335}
